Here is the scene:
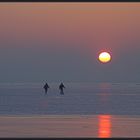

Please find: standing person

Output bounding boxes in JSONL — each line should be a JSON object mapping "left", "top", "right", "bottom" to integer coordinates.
{"left": 43, "top": 82, "right": 49, "bottom": 94}
{"left": 59, "top": 82, "right": 65, "bottom": 95}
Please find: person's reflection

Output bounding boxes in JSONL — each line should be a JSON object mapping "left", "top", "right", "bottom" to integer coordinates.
{"left": 98, "top": 115, "right": 111, "bottom": 138}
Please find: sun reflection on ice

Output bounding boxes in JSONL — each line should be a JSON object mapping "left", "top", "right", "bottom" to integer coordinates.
{"left": 98, "top": 115, "right": 111, "bottom": 138}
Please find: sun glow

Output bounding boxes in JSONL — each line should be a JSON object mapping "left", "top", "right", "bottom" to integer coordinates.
{"left": 98, "top": 52, "right": 111, "bottom": 63}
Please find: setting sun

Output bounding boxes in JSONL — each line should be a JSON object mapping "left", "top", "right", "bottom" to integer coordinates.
{"left": 98, "top": 52, "right": 111, "bottom": 63}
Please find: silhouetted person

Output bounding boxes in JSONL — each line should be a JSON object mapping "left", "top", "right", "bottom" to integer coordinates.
{"left": 43, "top": 82, "right": 49, "bottom": 94}
{"left": 59, "top": 83, "right": 65, "bottom": 95}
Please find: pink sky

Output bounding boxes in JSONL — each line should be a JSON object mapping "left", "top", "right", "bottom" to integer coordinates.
{"left": 0, "top": 3, "right": 140, "bottom": 82}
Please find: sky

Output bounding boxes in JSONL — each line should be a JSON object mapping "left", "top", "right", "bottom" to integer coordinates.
{"left": 0, "top": 2, "right": 140, "bottom": 83}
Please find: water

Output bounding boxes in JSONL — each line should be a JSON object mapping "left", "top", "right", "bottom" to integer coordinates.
{"left": 0, "top": 82, "right": 139, "bottom": 115}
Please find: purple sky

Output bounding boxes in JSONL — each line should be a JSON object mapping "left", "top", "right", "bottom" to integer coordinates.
{"left": 0, "top": 3, "right": 140, "bottom": 83}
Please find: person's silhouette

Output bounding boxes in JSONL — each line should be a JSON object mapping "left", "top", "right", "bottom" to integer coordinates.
{"left": 43, "top": 82, "right": 49, "bottom": 94}
{"left": 59, "top": 83, "right": 65, "bottom": 95}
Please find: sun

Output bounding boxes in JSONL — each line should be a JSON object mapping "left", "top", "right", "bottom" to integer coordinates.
{"left": 98, "top": 52, "right": 111, "bottom": 63}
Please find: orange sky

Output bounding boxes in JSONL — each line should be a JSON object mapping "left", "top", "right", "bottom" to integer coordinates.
{"left": 0, "top": 3, "right": 139, "bottom": 53}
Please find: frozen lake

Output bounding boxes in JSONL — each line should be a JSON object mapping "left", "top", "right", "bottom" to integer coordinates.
{"left": 0, "top": 82, "right": 139, "bottom": 115}
{"left": 0, "top": 82, "right": 140, "bottom": 137}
